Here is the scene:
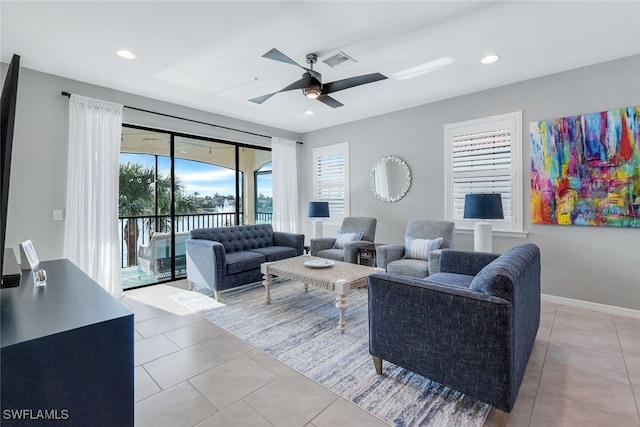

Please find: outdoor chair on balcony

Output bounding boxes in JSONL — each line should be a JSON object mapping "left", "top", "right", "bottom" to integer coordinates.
{"left": 137, "top": 231, "right": 190, "bottom": 279}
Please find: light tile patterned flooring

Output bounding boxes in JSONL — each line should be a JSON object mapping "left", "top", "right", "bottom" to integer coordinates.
{"left": 122, "top": 281, "right": 640, "bottom": 427}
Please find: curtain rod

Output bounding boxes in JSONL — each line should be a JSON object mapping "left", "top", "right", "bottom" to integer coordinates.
{"left": 60, "top": 91, "right": 302, "bottom": 144}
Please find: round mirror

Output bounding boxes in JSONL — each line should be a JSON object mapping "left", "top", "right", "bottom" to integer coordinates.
{"left": 369, "top": 156, "right": 411, "bottom": 203}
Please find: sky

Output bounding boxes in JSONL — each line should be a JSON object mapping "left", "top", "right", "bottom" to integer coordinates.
{"left": 120, "top": 153, "right": 272, "bottom": 198}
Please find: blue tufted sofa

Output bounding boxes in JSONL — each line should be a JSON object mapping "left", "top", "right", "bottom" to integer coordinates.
{"left": 186, "top": 224, "right": 304, "bottom": 301}
{"left": 368, "top": 243, "right": 541, "bottom": 427}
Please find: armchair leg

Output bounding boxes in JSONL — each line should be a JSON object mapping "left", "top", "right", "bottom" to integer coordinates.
{"left": 214, "top": 291, "right": 221, "bottom": 302}
{"left": 372, "top": 356, "right": 382, "bottom": 375}
{"left": 496, "top": 409, "right": 508, "bottom": 427}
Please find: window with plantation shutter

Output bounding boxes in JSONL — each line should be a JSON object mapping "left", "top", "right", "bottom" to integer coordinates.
{"left": 444, "top": 111, "right": 523, "bottom": 233}
{"left": 313, "top": 142, "right": 350, "bottom": 220}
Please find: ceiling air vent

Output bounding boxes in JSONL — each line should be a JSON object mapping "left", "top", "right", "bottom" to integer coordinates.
{"left": 322, "top": 51, "right": 357, "bottom": 69}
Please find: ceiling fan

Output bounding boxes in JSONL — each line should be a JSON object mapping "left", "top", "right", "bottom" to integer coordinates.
{"left": 249, "top": 48, "right": 387, "bottom": 108}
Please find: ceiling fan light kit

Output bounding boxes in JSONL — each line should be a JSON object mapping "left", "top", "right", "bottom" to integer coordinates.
{"left": 249, "top": 48, "right": 387, "bottom": 108}
{"left": 304, "top": 88, "right": 321, "bottom": 99}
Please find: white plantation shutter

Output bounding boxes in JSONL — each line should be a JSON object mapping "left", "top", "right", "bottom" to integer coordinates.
{"left": 451, "top": 128, "right": 513, "bottom": 220}
{"left": 445, "top": 112, "right": 522, "bottom": 232}
{"left": 313, "top": 142, "right": 349, "bottom": 220}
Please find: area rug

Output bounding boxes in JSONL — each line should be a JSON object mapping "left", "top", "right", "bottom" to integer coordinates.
{"left": 171, "top": 281, "right": 490, "bottom": 427}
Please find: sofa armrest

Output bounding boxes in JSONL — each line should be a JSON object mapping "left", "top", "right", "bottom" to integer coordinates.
{"left": 186, "top": 239, "right": 226, "bottom": 290}
{"left": 343, "top": 240, "right": 375, "bottom": 264}
{"left": 438, "top": 249, "right": 500, "bottom": 276}
{"left": 376, "top": 244, "right": 405, "bottom": 269}
{"left": 273, "top": 231, "right": 305, "bottom": 256}
{"left": 367, "top": 272, "right": 513, "bottom": 408}
{"left": 310, "top": 237, "right": 336, "bottom": 255}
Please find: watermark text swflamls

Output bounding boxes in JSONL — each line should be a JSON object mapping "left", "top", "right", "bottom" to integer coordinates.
{"left": 3, "top": 409, "right": 69, "bottom": 421}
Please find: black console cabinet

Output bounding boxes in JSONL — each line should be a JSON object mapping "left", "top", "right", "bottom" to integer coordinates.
{"left": 1, "top": 260, "right": 134, "bottom": 426}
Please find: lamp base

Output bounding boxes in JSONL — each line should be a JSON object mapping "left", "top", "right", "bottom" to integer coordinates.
{"left": 474, "top": 221, "right": 493, "bottom": 252}
{"left": 312, "top": 219, "right": 324, "bottom": 239}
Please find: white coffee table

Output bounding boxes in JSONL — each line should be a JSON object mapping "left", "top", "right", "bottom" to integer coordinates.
{"left": 260, "top": 256, "right": 383, "bottom": 333}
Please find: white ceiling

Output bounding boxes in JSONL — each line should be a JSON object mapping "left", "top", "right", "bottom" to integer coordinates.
{"left": 2, "top": 1, "right": 639, "bottom": 134}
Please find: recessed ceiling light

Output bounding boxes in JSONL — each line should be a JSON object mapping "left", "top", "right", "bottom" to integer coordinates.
{"left": 304, "top": 110, "right": 314, "bottom": 116}
{"left": 481, "top": 54, "right": 500, "bottom": 64}
{"left": 116, "top": 50, "right": 136, "bottom": 60}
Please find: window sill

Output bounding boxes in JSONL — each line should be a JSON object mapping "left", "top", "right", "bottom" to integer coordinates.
{"left": 455, "top": 229, "right": 528, "bottom": 238}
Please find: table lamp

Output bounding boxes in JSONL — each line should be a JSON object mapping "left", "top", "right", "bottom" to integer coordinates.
{"left": 463, "top": 193, "right": 503, "bottom": 252}
{"left": 308, "top": 201, "right": 330, "bottom": 238}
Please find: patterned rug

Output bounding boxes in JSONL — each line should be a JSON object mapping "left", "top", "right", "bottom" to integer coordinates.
{"left": 172, "top": 281, "right": 490, "bottom": 427}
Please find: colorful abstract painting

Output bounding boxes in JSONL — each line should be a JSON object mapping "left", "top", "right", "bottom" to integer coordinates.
{"left": 530, "top": 106, "right": 640, "bottom": 227}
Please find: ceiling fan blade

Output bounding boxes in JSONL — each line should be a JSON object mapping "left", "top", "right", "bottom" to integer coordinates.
{"left": 249, "top": 75, "right": 314, "bottom": 104}
{"left": 322, "top": 73, "right": 387, "bottom": 94}
{"left": 278, "top": 75, "right": 314, "bottom": 92}
{"left": 317, "top": 95, "right": 344, "bottom": 108}
{"left": 262, "top": 48, "right": 304, "bottom": 68}
{"left": 249, "top": 93, "right": 276, "bottom": 104}
{"left": 262, "top": 48, "right": 322, "bottom": 82}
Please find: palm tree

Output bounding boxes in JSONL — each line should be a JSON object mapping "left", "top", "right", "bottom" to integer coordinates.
{"left": 153, "top": 172, "right": 198, "bottom": 232}
{"left": 119, "top": 161, "right": 199, "bottom": 266}
{"left": 119, "top": 163, "right": 155, "bottom": 266}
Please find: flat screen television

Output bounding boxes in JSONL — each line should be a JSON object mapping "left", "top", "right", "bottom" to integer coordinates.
{"left": 1, "top": 54, "right": 21, "bottom": 287}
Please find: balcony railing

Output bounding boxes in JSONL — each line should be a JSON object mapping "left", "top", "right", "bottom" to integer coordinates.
{"left": 255, "top": 211, "right": 273, "bottom": 224}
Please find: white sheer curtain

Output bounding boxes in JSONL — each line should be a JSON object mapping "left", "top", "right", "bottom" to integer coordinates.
{"left": 271, "top": 137, "right": 298, "bottom": 232}
{"left": 63, "top": 94, "right": 123, "bottom": 297}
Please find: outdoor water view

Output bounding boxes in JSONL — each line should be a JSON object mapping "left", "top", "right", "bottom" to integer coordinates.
{"left": 119, "top": 127, "right": 272, "bottom": 289}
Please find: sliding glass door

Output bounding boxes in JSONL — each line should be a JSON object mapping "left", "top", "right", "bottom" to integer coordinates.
{"left": 254, "top": 162, "right": 273, "bottom": 224}
{"left": 119, "top": 128, "right": 171, "bottom": 288}
{"left": 119, "top": 125, "right": 271, "bottom": 289}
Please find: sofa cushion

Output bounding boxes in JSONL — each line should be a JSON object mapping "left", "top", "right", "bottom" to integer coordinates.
{"left": 225, "top": 251, "right": 266, "bottom": 275}
{"left": 251, "top": 246, "right": 297, "bottom": 262}
{"left": 316, "top": 248, "right": 345, "bottom": 261}
{"left": 470, "top": 265, "right": 514, "bottom": 300}
{"left": 332, "top": 231, "right": 363, "bottom": 249}
{"left": 425, "top": 272, "right": 474, "bottom": 288}
{"left": 386, "top": 258, "right": 429, "bottom": 279}
{"left": 404, "top": 237, "right": 443, "bottom": 260}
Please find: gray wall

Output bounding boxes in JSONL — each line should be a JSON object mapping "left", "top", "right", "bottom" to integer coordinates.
{"left": 4, "top": 57, "right": 638, "bottom": 310}
{"left": 2, "top": 66, "right": 300, "bottom": 263}
{"left": 300, "top": 55, "right": 640, "bottom": 310}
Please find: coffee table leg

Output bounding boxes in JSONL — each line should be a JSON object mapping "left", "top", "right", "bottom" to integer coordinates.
{"left": 334, "top": 279, "right": 349, "bottom": 333}
{"left": 261, "top": 263, "right": 273, "bottom": 304}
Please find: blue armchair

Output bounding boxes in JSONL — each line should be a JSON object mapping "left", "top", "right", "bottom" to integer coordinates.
{"left": 376, "top": 220, "right": 455, "bottom": 278}
{"left": 368, "top": 243, "right": 541, "bottom": 427}
{"left": 310, "top": 216, "right": 377, "bottom": 264}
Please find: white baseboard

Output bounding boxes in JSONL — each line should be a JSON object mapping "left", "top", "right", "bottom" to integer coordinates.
{"left": 542, "top": 293, "right": 640, "bottom": 319}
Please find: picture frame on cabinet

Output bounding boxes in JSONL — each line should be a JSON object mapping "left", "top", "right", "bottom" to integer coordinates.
{"left": 19, "top": 239, "right": 39, "bottom": 270}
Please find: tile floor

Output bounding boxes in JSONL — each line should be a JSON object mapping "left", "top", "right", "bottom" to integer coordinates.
{"left": 122, "top": 281, "right": 640, "bottom": 427}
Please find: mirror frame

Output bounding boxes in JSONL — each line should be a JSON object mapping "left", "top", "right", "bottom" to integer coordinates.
{"left": 369, "top": 155, "right": 412, "bottom": 203}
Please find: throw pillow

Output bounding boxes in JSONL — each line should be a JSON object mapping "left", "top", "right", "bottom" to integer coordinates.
{"left": 404, "top": 237, "right": 443, "bottom": 260}
{"left": 332, "top": 231, "right": 364, "bottom": 249}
